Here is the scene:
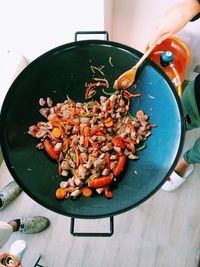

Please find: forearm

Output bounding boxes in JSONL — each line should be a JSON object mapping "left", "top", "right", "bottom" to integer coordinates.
{"left": 184, "top": 0, "right": 200, "bottom": 21}
{"left": 149, "top": 0, "right": 200, "bottom": 45}
{"left": 164, "top": 0, "right": 200, "bottom": 27}
{"left": 190, "top": 0, "right": 200, "bottom": 20}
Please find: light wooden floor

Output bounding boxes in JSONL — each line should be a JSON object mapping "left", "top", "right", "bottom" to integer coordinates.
{"left": 0, "top": 128, "right": 199, "bottom": 267}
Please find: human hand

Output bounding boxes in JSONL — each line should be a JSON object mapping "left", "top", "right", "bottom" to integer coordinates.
{"left": 148, "top": 0, "right": 200, "bottom": 46}
{"left": 0, "top": 252, "right": 22, "bottom": 267}
{"left": 0, "top": 252, "right": 9, "bottom": 267}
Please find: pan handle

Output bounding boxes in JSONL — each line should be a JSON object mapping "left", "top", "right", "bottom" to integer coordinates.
{"left": 74, "top": 31, "right": 109, "bottom": 41}
{"left": 70, "top": 216, "right": 114, "bottom": 237}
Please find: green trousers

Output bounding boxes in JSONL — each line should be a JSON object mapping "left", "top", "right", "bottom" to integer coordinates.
{"left": 182, "top": 80, "right": 200, "bottom": 164}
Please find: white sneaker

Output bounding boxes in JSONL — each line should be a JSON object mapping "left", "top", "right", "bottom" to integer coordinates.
{"left": 0, "top": 181, "right": 22, "bottom": 209}
{"left": 162, "top": 164, "right": 194, "bottom": 192}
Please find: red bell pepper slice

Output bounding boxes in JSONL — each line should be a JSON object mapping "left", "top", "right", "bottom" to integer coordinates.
{"left": 88, "top": 176, "right": 112, "bottom": 188}
{"left": 105, "top": 154, "right": 111, "bottom": 169}
{"left": 113, "top": 155, "right": 126, "bottom": 176}
{"left": 104, "top": 187, "right": 113, "bottom": 198}
{"left": 112, "top": 136, "right": 126, "bottom": 149}
{"left": 43, "top": 139, "right": 58, "bottom": 161}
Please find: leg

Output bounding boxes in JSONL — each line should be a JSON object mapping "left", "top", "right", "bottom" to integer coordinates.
{"left": 181, "top": 77, "right": 200, "bottom": 166}
{"left": 182, "top": 79, "right": 200, "bottom": 130}
{"left": 0, "top": 221, "right": 13, "bottom": 248}
{"left": 162, "top": 77, "right": 200, "bottom": 191}
{"left": 0, "top": 181, "right": 22, "bottom": 210}
{"left": 183, "top": 137, "right": 200, "bottom": 164}
{"left": 0, "top": 216, "right": 50, "bottom": 248}
{"left": 175, "top": 78, "right": 200, "bottom": 169}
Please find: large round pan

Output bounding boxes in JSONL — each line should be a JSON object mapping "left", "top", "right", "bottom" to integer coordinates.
{"left": 0, "top": 39, "right": 185, "bottom": 219}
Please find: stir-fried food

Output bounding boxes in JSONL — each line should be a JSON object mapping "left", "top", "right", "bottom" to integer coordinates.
{"left": 28, "top": 90, "right": 155, "bottom": 200}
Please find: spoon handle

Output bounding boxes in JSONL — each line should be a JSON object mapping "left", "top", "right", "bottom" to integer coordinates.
{"left": 134, "top": 43, "right": 157, "bottom": 69}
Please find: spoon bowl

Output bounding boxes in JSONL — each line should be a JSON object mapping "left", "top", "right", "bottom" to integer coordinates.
{"left": 113, "top": 44, "right": 157, "bottom": 90}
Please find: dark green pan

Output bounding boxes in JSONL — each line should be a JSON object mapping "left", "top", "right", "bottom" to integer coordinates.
{"left": 0, "top": 39, "right": 185, "bottom": 219}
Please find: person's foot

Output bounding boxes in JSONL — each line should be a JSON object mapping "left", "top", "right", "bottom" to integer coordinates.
{"left": 10, "top": 216, "right": 50, "bottom": 234}
{"left": 162, "top": 158, "right": 194, "bottom": 191}
{"left": 173, "top": 158, "right": 190, "bottom": 177}
{"left": 0, "top": 181, "right": 22, "bottom": 210}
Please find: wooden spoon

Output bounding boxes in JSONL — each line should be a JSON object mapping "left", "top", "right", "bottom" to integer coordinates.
{"left": 113, "top": 44, "right": 157, "bottom": 90}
